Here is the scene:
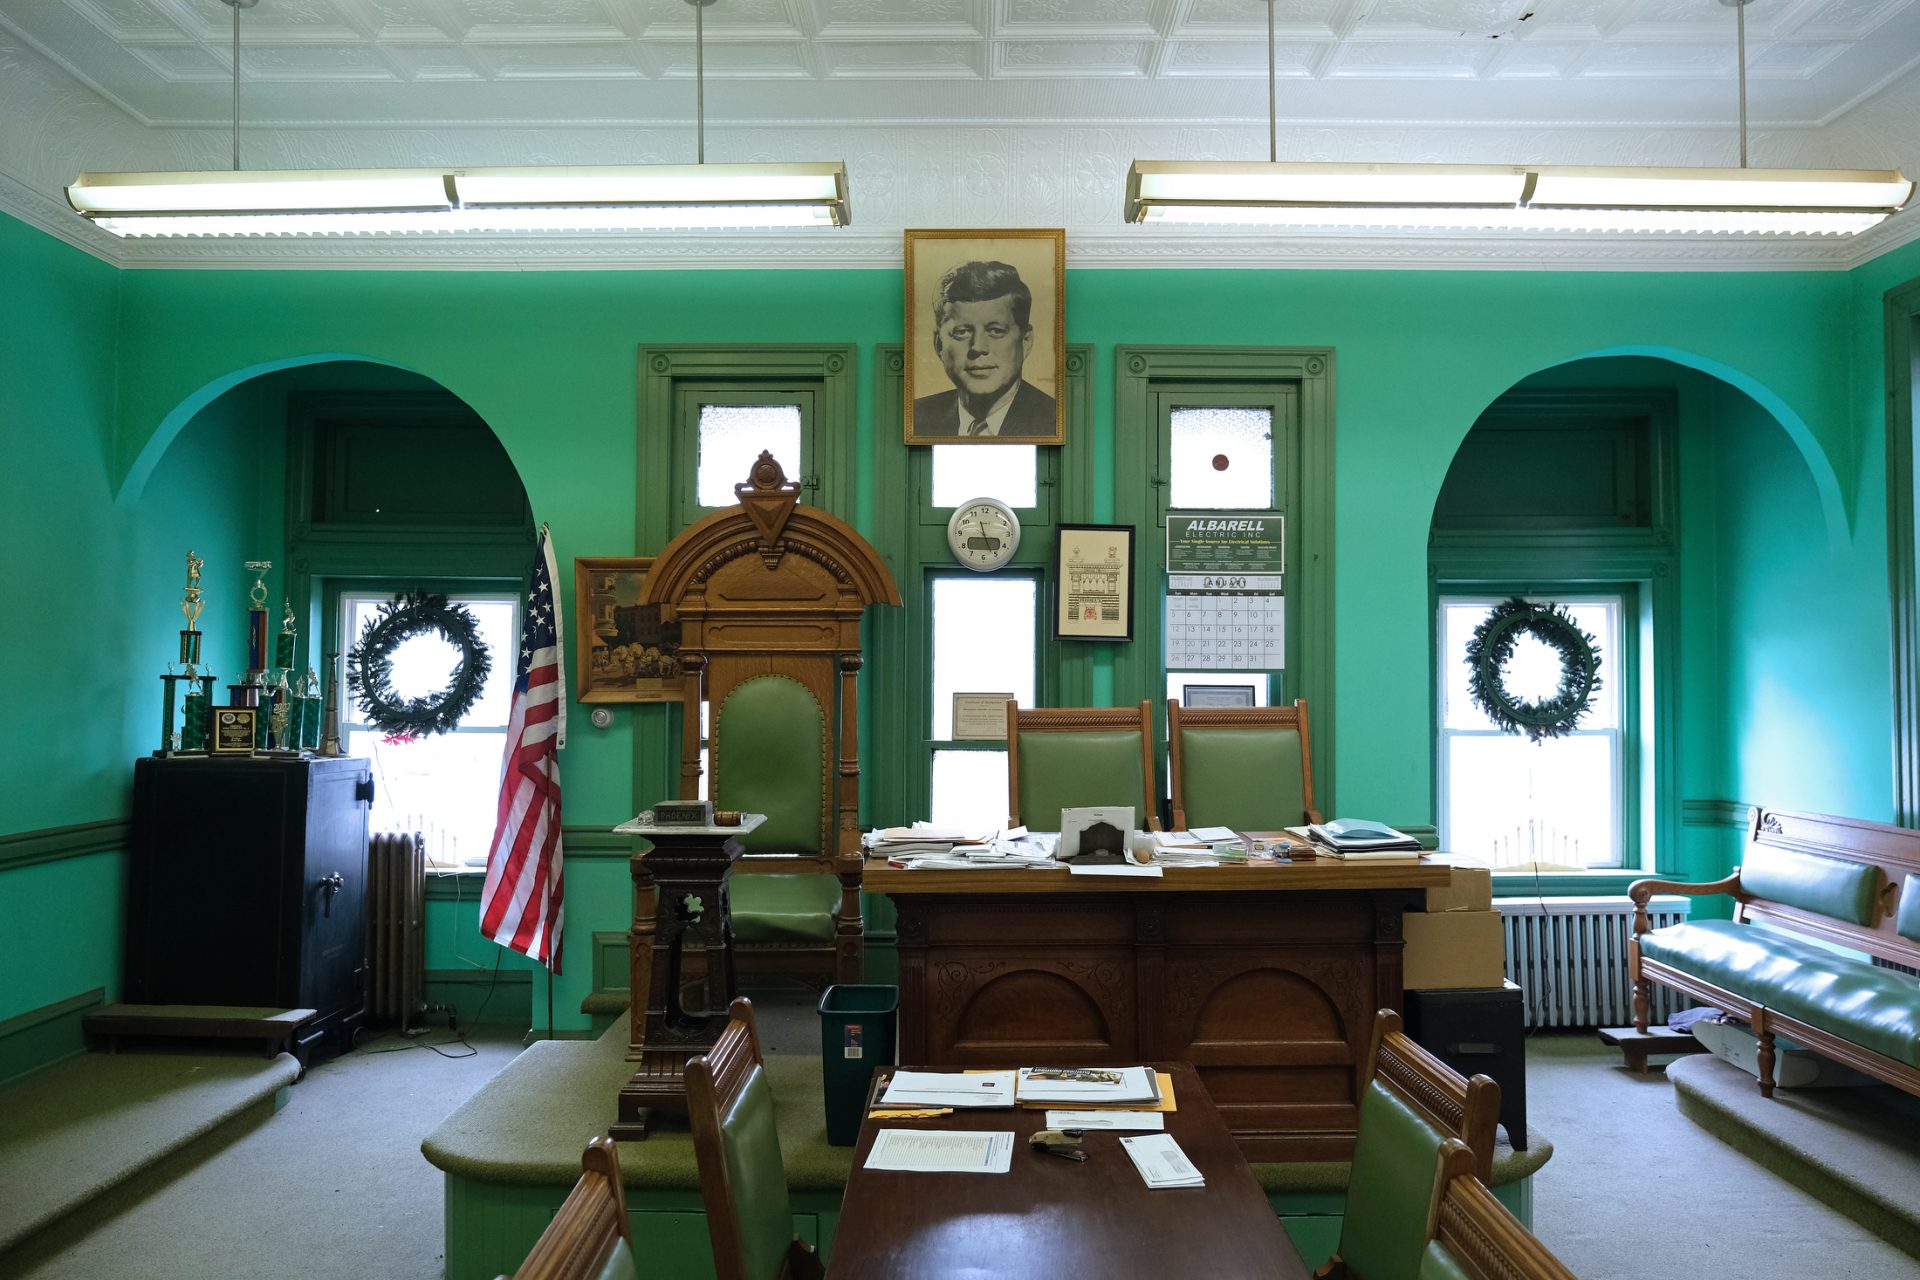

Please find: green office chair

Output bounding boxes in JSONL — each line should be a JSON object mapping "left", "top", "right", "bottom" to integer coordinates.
{"left": 687, "top": 998, "right": 824, "bottom": 1280}
{"left": 1417, "top": 1166, "right": 1579, "bottom": 1280}
{"left": 1317, "top": 1010, "right": 1502, "bottom": 1280}
{"left": 1005, "top": 700, "right": 1159, "bottom": 831}
{"left": 502, "top": 1137, "right": 635, "bottom": 1280}
{"left": 1167, "top": 698, "right": 1321, "bottom": 832}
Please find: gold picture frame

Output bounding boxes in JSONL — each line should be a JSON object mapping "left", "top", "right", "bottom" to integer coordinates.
{"left": 904, "top": 228, "right": 1066, "bottom": 446}
{"left": 573, "top": 556, "right": 685, "bottom": 704}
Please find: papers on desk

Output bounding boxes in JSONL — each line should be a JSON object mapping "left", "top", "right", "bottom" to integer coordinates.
{"left": 865, "top": 1129, "right": 1015, "bottom": 1174}
{"left": 1120, "top": 1133, "right": 1206, "bottom": 1189}
{"left": 1044, "top": 1109, "right": 1165, "bottom": 1131}
{"left": 868, "top": 825, "right": 1062, "bottom": 869}
{"left": 1016, "top": 1065, "right": 1161, "bottom": 1106}
{"left": 881, "top": 1070, "right": 1015, "bottom": 1108}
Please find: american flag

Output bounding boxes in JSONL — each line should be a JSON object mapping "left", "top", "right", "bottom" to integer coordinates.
{"left": 480, "top": 525, "right": 567, "bottom": 972}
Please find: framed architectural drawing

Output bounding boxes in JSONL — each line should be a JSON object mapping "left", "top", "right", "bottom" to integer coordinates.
{"left": 1054, "top": 524, "right": 1134, "bottom": 642}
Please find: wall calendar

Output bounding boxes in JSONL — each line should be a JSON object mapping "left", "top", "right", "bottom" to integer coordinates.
{"left": 1164, "top": 512, "right": 1285, "bottom": 671}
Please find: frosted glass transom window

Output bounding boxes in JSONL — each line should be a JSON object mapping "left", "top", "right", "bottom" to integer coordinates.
{"left": 931, "top": 577, "right": 1036, "bottom": 740}
{"left": 1170, "top": 407, "right": 1273, "bottom": 509}
{"left": 697, "top": 404, "right": 802, "bottom": 507}
{"left": 932, "top": 445, "right": 1037, "bottom": 508}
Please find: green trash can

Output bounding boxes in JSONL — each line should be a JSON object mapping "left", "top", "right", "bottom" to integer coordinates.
{"left": 818, "top": 984, "right": 898, "bottom": 1146}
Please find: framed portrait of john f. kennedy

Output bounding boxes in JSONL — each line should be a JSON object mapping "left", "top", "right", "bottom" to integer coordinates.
{"left": 905, "top": 228, "right": 1065, "bottom": 447}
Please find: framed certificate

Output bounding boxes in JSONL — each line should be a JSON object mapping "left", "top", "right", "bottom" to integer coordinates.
{"left": 952, "top": 692, "right": 1015, "bottom": 741}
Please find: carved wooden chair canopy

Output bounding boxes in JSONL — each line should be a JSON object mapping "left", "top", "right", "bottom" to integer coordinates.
{"left": 643, "top": 453, "right": 900, "bottom": 983}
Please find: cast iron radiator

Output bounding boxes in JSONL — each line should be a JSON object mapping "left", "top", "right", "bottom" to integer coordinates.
{"left": 1502, "top": 894, "right": 1691, "bottom": 1027}
{"left": 366, "top": 830, "right": 427, "bottom": 1032}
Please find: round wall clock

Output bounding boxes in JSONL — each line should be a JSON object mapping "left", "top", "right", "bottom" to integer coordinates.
{"left": 947, "top": 497, "right": 1022, "bottom": 572}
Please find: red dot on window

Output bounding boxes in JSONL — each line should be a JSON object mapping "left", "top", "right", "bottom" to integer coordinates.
{"left": 1212, "top": 454, "right": 1230, "bottom": 472}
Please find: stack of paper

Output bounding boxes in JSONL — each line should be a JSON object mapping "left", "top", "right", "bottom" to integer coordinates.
{"left": 865, "top": 825, "right": 1063, "bottom": 870}
{"left": 865, "top": 1129, "right": 1014, "bottom": 1174}
{"left": 1015, "top": 1065, "right": 1161, "bottom": 1106}
{"left": 1120, "top": 1133, "right": 1206, "bottom": 1188}
{"left": 1301, "top": 819, "right": 1423, "bottom": 857}
{"left": 1043, "top": 1110, "right": 1164, "bottom": 1131}
{"left": 880, "top": 1070, "right": 1015, "bottom": 1108}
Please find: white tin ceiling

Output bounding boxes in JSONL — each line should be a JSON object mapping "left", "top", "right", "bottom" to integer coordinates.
{"left": 2, "top": 0, "right": 1919, "bottom": 268}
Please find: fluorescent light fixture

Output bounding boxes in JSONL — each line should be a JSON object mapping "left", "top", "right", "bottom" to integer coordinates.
{"left": 67, "top": 163, "right": 851, "bottom": 236}
{"left": 1124, "top": 160, "right": 1913, "bottom": 235}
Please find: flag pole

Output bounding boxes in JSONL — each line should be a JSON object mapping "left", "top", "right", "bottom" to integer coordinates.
{"left": 547, "top": 966, "right": 555, "bottom": 1041}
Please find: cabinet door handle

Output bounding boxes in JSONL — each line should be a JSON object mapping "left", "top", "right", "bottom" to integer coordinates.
{"left": 318, "top": 872, "right": 344, "bottom": 918}
{"left": 356, "top": 776, "right": 376, "bottom": 806}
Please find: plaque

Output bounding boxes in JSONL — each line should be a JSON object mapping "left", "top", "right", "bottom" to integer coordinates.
{"left": 650, "top": 799, "right": 714, "bottom": 827}
{"left": 211, "top": 707, "right": 258, "bottom": 755}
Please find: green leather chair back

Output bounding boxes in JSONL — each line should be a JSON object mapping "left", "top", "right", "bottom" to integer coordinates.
{"left": 1177, "top": 726, "right": 1308, "bottom": 831}
{"left": 1339, "top": 1080, "right": 1451, "bottom": 1280}
{"left": 1016, "top": 730, "right": 1147, "bottom": 830}
{"left": 720, "top": 1064, "right": 795, "bottom": 1280}
{"left": 1897, "top": 875, "right": 1920, "bottom": 942}
{"left": 1415, "top": 1241, "right": 1473, "bottom": 1280}
{"left": 1741, "top": 844, "right": 1879, "bottom": 926}
{"left": 715, "top": 676, "right": 825, "bottom": 855}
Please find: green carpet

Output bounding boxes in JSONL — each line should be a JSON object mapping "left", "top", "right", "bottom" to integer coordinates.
{"left": 0, "top": 1048, "right": 300, "bottom": 1255}
{"left": 1670, "top": 1053, "right": 1920, "bottom": 1259}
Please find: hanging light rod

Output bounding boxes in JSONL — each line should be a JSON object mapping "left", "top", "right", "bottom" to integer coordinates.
{"left": 1125, "top": 0, "right": 1910, "bottom": 235}
{"left": 67, "top": 0, "right": 850, "bottom": 237}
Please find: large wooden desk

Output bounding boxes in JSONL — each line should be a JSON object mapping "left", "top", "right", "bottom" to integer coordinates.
{"left": 828, "top": 1061, "right": 1306, "bottom": 1279}
{"left": 866, "top": 855, "right": 1449, "bottom": 1161}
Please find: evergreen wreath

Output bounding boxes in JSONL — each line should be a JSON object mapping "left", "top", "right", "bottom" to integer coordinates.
{"left": 346, "top": 591, "right": 493, "bottom": 738}
{"left": 1465, "top": 597, "right": 1603, "bottom": 743}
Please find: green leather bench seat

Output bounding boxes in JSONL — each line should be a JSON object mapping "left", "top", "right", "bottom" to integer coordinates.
{"left": 731, "top": 873, "right": 841, "bottom": 946}
{"left": 1639, "top": 919, "right": 1920, "bottom": 1068}
{"left": 1178, "top": 727, "right": 1308, "bottom": 831}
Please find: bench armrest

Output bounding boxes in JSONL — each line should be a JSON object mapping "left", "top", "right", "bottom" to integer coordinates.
{"left": 1628, "top": 873, "right": 1741, "bottom": 934}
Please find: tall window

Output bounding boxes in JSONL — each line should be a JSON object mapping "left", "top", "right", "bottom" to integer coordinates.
{"left": 687, "top": 399, "right": 806, "bottom": 514}
{"left": 339, "top": 590, "right": 519, "bottom": 870}
{"left": 928, "top": 574, "right": 1038, "bottom": 830}
{"left": 1438, "top": 593, "right": 1627, "bottom": 870}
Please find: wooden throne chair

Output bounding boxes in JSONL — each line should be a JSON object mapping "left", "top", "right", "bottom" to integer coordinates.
{"left": 643, "top": 453, "right": 900, "bottom": 985}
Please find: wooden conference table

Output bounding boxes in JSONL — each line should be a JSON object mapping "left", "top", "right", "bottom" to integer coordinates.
{"left": 827, "top": 1062, "right": 1306, "bottom": 1279}
{"left": 865, "top": 851, "right": 1449, "bottom": 1161}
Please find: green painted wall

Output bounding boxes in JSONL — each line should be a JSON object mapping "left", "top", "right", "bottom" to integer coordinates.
{"left": 10, "top": 205, "right": 1917, "bottom": 1032}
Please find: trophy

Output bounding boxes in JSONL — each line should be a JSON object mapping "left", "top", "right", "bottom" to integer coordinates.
{"left": 157, "top": 550, "right": 218, "bottom": 756}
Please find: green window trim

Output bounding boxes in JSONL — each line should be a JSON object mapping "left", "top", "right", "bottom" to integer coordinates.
{"left": 1115, "top": 347, "right": 1336, "bottom": 813}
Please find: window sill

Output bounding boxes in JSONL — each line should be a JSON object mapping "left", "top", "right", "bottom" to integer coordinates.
{"left": 1490, "top": 869, "right": 1651, "bottom": 897}
{"left": 424, "top": 868, "right": 486, "bottom": 901}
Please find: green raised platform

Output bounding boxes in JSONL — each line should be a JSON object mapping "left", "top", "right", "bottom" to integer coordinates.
{"left": 423, "top": 1006, "right": 1552, "bottom": 1280}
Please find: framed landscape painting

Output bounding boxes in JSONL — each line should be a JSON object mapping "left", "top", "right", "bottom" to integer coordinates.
{"left": 573, "top": 557, "right": 684, "bottom": 703}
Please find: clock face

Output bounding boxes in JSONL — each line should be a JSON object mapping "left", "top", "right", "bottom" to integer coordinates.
{"left": 947, "top": 498, "right": 1021, "bottom": 572}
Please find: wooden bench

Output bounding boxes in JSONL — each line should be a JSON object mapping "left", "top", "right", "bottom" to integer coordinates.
{"left": 1628, "top": 807, "right": 1920, "bottom": 1099}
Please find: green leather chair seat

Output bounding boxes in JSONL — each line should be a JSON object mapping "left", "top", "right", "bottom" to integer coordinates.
{"left": 1739, "top": 845, "right": 1880, "bottom": 925}
{"left": 1179, "top": 726, "right": 1308, "bottom": 831}
{"left": 1639, "top": 919, "right": 1920, "bottom": 1067}
{"left": 720, "top": 1063, "right": 797, "bottom": 1280}
{"left": 1017, "top": 730, "right": 1146, "bottom": 830}
{"left": 1415, "top": 1240, "right": 1473, "bottom": 1280}
{"left": 731, "top": 873, "right": 841, "bottom": 945}
{"left": 1339, "top": 1080, "right": 1451, "bottom": 1280}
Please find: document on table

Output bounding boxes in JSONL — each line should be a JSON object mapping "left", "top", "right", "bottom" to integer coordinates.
{"left": 1069, "top": 863, "right": 1163, "bottom": 877}
{"left": 881, "top": 1069, "right": 1015, "bottom": 1108}
{"left": 1044, "top": 1109, "right": 1165, "bottom": 1131}
{"left": 1120, "top": 1133, "right": 1206, "bottom": 1188}
{"left": 865, "top": 1128, "right": 1014, "bottom": 1174}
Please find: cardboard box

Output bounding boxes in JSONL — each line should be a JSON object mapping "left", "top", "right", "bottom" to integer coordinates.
{"left": 1425, "top": 859, "right": 1493, "bottom": 914}
{"left": 1403, "top": 908, "right": 1505, "bottom": 990}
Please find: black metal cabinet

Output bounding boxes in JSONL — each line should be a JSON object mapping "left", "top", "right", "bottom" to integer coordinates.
{"left": 127, "top": 755, "right": 372, "bottom": 1051}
